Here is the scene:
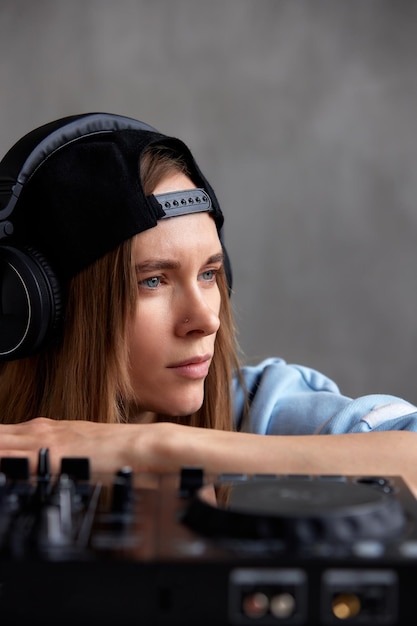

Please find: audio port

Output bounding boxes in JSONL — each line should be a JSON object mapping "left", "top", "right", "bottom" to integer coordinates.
{"left": 242, "top": 592, "right": 269, "bottom": 618}
{"left": 270, "top": 592, "right": 296, "bottom": 618}
{"left": 332, "top": 593, "right": 361, "bottom": 619}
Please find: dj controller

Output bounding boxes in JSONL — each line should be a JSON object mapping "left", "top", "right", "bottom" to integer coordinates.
{"left": 1, "top": 448, "right": 417, "bottom": 625}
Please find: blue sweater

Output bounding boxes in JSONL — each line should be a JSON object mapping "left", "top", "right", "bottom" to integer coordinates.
{"left": 233, "top": 358, "right": 417, "bottom": 434}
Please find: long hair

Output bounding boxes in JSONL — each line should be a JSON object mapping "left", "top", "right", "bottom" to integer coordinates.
{"left": 0, "top": 145, "right": 244, "bottom": 431}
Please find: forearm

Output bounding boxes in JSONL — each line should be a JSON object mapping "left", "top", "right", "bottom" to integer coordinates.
{"left": 153, "top": 426, "right": 417, "bottom": 495}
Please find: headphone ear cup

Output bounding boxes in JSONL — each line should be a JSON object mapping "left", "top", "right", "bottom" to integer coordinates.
{"left": 0, "top": 246, "right": 62, "bottom": 361}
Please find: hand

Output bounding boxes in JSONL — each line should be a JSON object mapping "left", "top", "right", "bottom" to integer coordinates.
{"left": 0, "top": 417, "right": 173, "bottom": 475}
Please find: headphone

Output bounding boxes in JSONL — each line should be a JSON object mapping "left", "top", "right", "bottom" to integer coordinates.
{"left": 0, "top": 113, "right": 159, "bottom": 361}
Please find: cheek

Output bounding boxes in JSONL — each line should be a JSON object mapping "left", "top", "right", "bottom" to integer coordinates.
{"left": 127, "top": 303, "right": 169, "bottom": 368}
{"left": 209, "top": 289, "right": 222, "bottom": 326}
{"left": 128, "top": 312, "right": 155, "bottom": 360}
{"left": 214, "top": 288, "right": 222, "bottom": 315}
{"left": 127, "top": 329, "right": 158, "bottom": 399}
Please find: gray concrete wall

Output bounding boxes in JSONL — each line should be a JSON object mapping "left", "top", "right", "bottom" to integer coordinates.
{"left": 2, "top": 0, "right": 417, "bottom": 403}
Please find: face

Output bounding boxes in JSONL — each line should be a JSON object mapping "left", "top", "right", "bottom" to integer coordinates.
{"left": 127, "top": 172, "right": 223, "bottom": 420}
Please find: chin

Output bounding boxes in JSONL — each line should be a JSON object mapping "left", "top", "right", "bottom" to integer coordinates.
{"left": 161, "top": 398, "right": 204, "bottom": 419}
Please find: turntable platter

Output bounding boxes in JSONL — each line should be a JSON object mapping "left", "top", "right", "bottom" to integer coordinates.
{"left": 182, "top": 476, "right": 407, "bottom": 546}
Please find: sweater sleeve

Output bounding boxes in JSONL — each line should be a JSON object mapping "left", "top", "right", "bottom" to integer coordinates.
{"left": 232, "top": 357, "right": 417, "bottom": 435}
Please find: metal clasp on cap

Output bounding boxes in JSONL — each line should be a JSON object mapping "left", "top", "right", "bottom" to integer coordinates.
{"left": 154, "top": 188, "right": 212, "bottom": 218}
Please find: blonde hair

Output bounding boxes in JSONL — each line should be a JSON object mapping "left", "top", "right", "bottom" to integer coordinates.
{"left": 0, "top": 144, "right": 243, "bottom": 431}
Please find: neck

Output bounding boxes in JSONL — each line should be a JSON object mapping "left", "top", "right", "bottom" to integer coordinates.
{"left": 128, "top": 410, "right": 157, "bottom": 424}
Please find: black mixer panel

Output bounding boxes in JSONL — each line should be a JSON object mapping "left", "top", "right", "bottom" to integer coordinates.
{"left": 1, "top": 449, "right": 417, "bottom": 625}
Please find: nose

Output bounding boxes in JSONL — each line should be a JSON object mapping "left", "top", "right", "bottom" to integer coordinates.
{"left": 175, "top": 288, "right": 220, "bottom": 337}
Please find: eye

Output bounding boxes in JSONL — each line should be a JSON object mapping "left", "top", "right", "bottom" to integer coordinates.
{"left": 200, "top": 269, "right": 217, "bottom": 282}
{"left": 139, "top": 276, "right": 161, "bottom": 289}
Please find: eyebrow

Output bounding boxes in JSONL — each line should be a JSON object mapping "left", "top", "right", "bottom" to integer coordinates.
{"left": 135, "top": 252, "right": 224, "bottom": 274}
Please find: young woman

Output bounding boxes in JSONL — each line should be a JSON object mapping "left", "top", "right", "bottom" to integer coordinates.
{"left": 1, "top": 112, "right": 417, "bottom": 493}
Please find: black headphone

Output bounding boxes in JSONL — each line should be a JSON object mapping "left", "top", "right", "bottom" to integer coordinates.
{"left": 0, "top": 113, "right": 158, "bottom": 361}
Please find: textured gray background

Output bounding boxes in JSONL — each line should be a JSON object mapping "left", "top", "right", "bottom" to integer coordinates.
{"left": 2, "top": 0, "right": 417, "bottom": 404}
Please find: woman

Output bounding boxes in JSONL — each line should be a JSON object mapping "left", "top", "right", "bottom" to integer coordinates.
{"left": 1, "top": 112, "right": 417, "bottom": 492}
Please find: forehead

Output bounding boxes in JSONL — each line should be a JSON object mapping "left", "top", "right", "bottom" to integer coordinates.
{"left": 132, "top": 212, "right": 221, "bottom": 259}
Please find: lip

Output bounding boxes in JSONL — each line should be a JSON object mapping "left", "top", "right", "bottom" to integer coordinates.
{"left": 167, "top": 354, "right": 212, "bottom": 379}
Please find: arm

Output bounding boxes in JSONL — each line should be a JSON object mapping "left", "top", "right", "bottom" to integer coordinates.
{"left": 157, "top": 424, "right": 417, "bottom": 497}
{"left": 1, "top": 418, "right": 417, "bottom": 496}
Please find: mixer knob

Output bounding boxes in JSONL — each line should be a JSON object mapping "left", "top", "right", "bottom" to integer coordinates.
{"left": 179, "top": 466, "right": 204, "bottom": 497}
{"left": 35, "top": 448, "right": 52, "bottom": 504}
{"left": 111, "top": 466, "right": 134, "bottom": 514}
{"left": 60, "top": 457, "right": 90, "bottom": 481}
{"left": 0, "top": 457, "right": 30, "bottom": 481}
{"left": 37, "top": 448, "right": 51, "bottom": 480}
